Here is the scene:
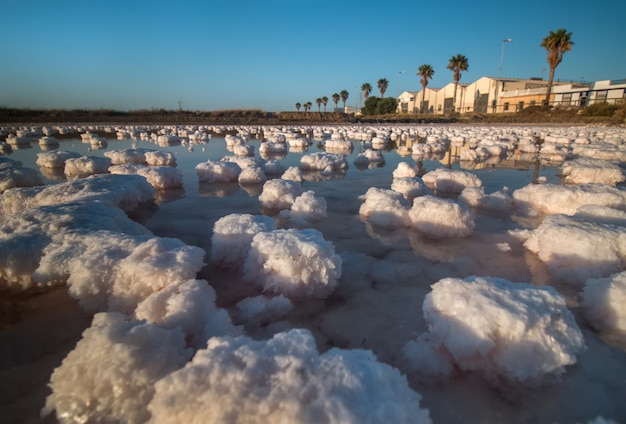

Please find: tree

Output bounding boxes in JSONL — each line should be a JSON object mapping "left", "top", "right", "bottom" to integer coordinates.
{"left": 417, "top": 64, "right": 435, "bottom": 114}
{"left": 304, "top": 101, "right": 312, "bottom": 112}
{"left": 295, "top": 102, "right": 301, "bottom": 112}
{"left": 377, "top": 78, "right": 389, "bottom": 98}
{"left": 332, "top": 93, "right": 340, "bottom": 111}
{"left": 340, "top": 90, "right": 349, "bottom": 109}
{"left": 316, "top": 98, "right": 322, "bottom": 112}
{"left": 360, "top": 96, "right": 398, "bottom": 116}
{"left": 446, "top": 54, "right": 469, "bottom": 113}
{"left": 361, "top": 83, "right": 373, "bottom": 100}
{"left": 541, "top": 28, "right": 574, "bottom": 105}
{"left": 322, "top": 96, "right": 328, "bottom": 112}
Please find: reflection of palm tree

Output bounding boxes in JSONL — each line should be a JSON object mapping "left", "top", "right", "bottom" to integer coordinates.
{"left": 541, "top": 28, "right": 574, "bottom": 105}
{"left": 377, "top": 78, "right": 389, "bottom": 98}
{"left": 416, "top": 160, "right": 426, "bottom": 177}
{"left": 417, "top": 64, "right": 434, "bottom": 114}
{"left": 446, "top": 54, "right": 469, "bottom": 112}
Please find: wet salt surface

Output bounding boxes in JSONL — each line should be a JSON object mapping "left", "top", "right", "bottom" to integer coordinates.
{"left": 1, "top": 124, "right": 626, "bottom": 423}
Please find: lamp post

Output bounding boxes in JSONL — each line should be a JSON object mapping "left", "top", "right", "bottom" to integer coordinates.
{"left": 499, "top": 38, "right": 513, "bottom": 78}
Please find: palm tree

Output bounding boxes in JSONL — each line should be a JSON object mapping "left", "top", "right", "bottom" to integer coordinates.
{"left": 316, "top": 98, "right": 322, "bottom": 112}
{"left": 304, "top": 101, "right": 312, "bottom": 112}
{"left": 417, "top": 64, "right": 435, "bottom": 114}
{"left": 340, "top": 90, "right": 349, "bottom": 109}
{"left": 322, "top": 96, "right": 328, "bottom": 112}
{"left": 541, "top": 28, "right": 574, "bottom": 105}
{"left": 377, "top": 78, "right": 389, "bottom": 98}
{"left": 446, "top": 54, "right": 469, "bottom": 113}
{"left": 332, "top": 93, "right": 340, "bottom": 111}
{"left": 295, "top": 102, "right": 301, "bottom": 112}
{"left": 361, "top": 83, "right": 372, "bottom": 100}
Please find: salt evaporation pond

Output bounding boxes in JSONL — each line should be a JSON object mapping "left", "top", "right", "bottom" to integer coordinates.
{"left": 1, "top": 123, "right": 626, "bottom": 423}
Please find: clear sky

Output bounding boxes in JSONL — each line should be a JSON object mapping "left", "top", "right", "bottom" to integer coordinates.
{"left": 1, "top": 0, "right": 624, "bottom": 112}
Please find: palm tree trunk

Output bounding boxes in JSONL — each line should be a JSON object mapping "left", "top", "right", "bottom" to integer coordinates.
{"left": 452, "top": 82, "right": 458, "bottom": 113}
{"left": 421, "top": 85, "right": 426, "bottom": 114}
{"left": 544, "top": 67, "right": 556, "bottom": 105}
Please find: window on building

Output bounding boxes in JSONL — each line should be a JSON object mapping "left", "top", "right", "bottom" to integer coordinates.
{"left": 503, "top": 102, "right": 510, "bottom": 111}
{"left": 530, "top": 100, "right": 536, "bottom": 107}
{"left": 517, "top": 101, "right": 524, "bottom": 111}
{"left": 401, "top": 103, "right": 408, "bottom": 113}
{"left": 596, "top": 90, "right": 608, "bottom": 102}
{"left": 562, "top": 93, "right": 572, "bottom": 105}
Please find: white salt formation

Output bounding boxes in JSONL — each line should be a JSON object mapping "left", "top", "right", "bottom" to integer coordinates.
{"left": 299, "top": 152, "right": 348, "bottom": 173}
{"left": 210, "top": 213, "right": 276, "bottom": 268}
{"left": 0, "top": 174, "right": 155, "bottom": 215}
{"left": 238, "top": 166, "right": 267, "bottom": 184}
{"left": 147, "top": 329, "right": 431, "bottom": 424}
{"left": 458, "top": 187, "right": 513, "bottom": 212}
{"left": 392, "top": 161, "right": 421, "bottom": 179}
{"left": 136, "top": 166, "right": 184, "bottom": 190}
{"left": 244, "top": 228, "right": 342, "bottom": 299}
{"left": 36, "top": 150, "right": 82, "bottom": 168}
{"left": 403, "top": 276, "right": 585, "bottom": 386}
{"left": 512, "top": 183, "right": 626, "bottom": 216}
{"left": 235, "top": 294, "right": 294, "bottom": 325}
{"left": 524, "top": 206, "right": 626, "bottom": 284}
{"left": 407, "top": 195, "right": 475, "bottom": 238}
{"left": 359, "top": 187, "right": 410, "bottom": 229}
{"left": 104, "top": 148, "right": 148, "bottom": 165}
{"left": 135, "top": 279, "right": 242, "bottom": 349}
{"left": 0, "top": 166, "right": 43, "bottom": 192}
{"left": 195, "top": 160, "right": 241, "bottom": 182}
{"left": 258, "top": 179, "right": 304, "bottom": 210}
{"left": 581, "top": 271, "right": 626, "bottom": 334}
{"left": 422, "top": 167, "right": 483, "bottom": 194}
{"left": 280, "top": 166, "right": 303, "bottom": 182}
{"left": 64, "top": 156, "right": 112, "bottom": 179}
{"left": 42, "top": 312, "right": 192, "bottom": 424}
{"left": 391, "top": 177, "right": 432, "bottom": 201}
{"left": 145, "top": 150, "right": 177, "bottom": 167}
{"left": 278, "top": 190, "right": 327, "bottom": 226}
{"left": 561, "top": 158, "right": 625, "bottom": 186}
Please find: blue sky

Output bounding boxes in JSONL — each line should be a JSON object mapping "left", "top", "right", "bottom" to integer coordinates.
{"left": 1, "top": 0, "right": 624, "bottom": 112}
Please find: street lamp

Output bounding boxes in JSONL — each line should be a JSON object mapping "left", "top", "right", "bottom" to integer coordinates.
{"left": 499, "top": 38, "right": 513, "bottom": 78}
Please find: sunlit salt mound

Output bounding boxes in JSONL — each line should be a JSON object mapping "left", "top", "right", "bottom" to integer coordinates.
{"left": 42, "top": 312, "right": 192, "bottom": 424}
{"left": 325, "top": 139, "right": 353, "bottom": 152}
{"left": 238, "top": 166, "right": 267, "bottom": 185}
{"left": 353, "top": 148, "right": 384, "bottom": 167}
{"left": 135, "top": 279, "right": 242, "bottom": 349}
{"left": 403, "top": 276, "right": 585, "bottom": 386}
{"left": 458, "top": 187, "right": 513, "bottom": 213}
{"left": 0, "top": 174, "right": 155, "bottom": 215}
{"left": 244, "top": 228, "right": 342, "bottom": 299}
{"left": 210, "top": 213, "right": 276, "bottom": 268}
{"left": 145, "top": 150, "right": 177, "bottom": 167}
{"left": 235, "top": 294, "right": 293, "bottom": 326}
{"left": 278, "top": 190, "right": 327, "bottom": 226}
{"left": 408, "top": 195, "right": 475, "bottom": 238}
{"left": 64, "top": 156, "right": 112, "bottom": 179}
{"left": 262, "top": 159, "right": 287, "bottom": 176}
{"left": 561, "top": 158, "right": 625, "bottom": 186}
{"left": 524, "top": 206, "right": 626, "bottom": 284}
{"left": 422, "top": 167, "right": 483, "bottom": 194}
{"left": 134, "top": 166, "right": 183, "bottom": 190}
{"left": 300, "top": 152, "right": 349, "bottom": 173}
{"left": 258, "top": 179, "right": 304, "bottom": 210}
{"left": 195, "top": 160, "right": 241, "bottom": 183}
{"left": 104, "top": 148, "right": 148, "bottom": 165}
{"left": 393, "top": 161, "right": 420, "bottom": 179}
{"left": 281, "top": 166, "right": 303, "bottom": 182}
{"left": 148, "top": 329, "right": 431, "bottom": 424}
{"left": 359, "top": 187, "right": 410, "bottom": 229}
{"left": 391, "top": 177, "right": 432, "bottom": 201}
{"left": 0, "top": 165, "right": 43, "bottom": 192}
{"left": 36, "top": 150, "right": 82, "bottom": 168}
{"left": 512, "top": 183, "right": 626, "bottom": 216}
{"left": 581, "top": 271, "right": 626, "bottom": 334}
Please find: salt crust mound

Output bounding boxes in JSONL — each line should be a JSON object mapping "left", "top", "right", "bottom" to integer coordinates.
{"left": 299, "top": 152, "right": 349, "bottom": 172}
{"left": 36, "top": 150, "right": 82, "bottom": 168}
{"left": 408, "top": 195, "right": 475, "bottom": 238}
{"left": 278, "top": 190, "right": 327, "bottom": 226}
{"left": 0, "top": 166, "right": 43, "bottom": 192}
{"left": 0, "top": 202, "right": 151, "bottom": 290}
{"left": 561, "top": 158, "right": 625, "bottom": 186}
{"left": 235, "top": 294, "right": 293, "bottom": 325}
{"left": 135, "top": 279, "right": 243, "bottom": 349}
{"left": 422, "top": 168, "right": 483, "bottom": 194}
{"left": 524, "top": 206, "right": 626, "bottom": 284}
{"left": 136, "top": 166, "right": 183, "bottom": 190}
{"left": 42, "top": 312, "right": 193, "bottom": 424}
{"left": 359, "top": 187, "right": 410, "bottom": 229}
{"left": 211, "top": 213, "right": 277, "bottom": 268}
{"left": 195, "top": 160, "right": 241, "bottom": 182}
{"left": 64, "top": 156, "right": 112, "bottom": 179}
{"left": 391, "top": 177, "right": 432, "bottom": 201}
{"left": 392, "top": 161, "right": 420, "bottom": 179}
{"left": 144, "top": 150, "right": 176, "bottom": 167}
{"left": 581, "top": 271, "right": 626, "bottom": 333}
{"left": 458, "top": 187, "right": 513, "bottom": 212}
{"left": 512, "top": 183, "right": 626, "bottom": 216}
{"left": 403, "top": 276, "right": 585, "bottom": 386}
{"left": 147, "top": 329, "right": 431, "bottom": 424}
{"left": 238, "top": 166, "right": 267, "bottom": 184}
{"left": 0, "top": 174, "right": 155, "bottom": 215}
{"left": 258, "top": 178, "right": 304, "bottom": 210}
{"left": 281, "top": 165, "right": 303, "bottom": 182}
{"left": 244, "top": 228, "right": 342, "bottom": 299}
{"left": 104, "top": 148, "right": 149, "bottom": 165}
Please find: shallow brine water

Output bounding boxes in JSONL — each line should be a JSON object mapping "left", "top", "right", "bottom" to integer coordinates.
{"left": 1, "top": 124, "right": 625, "bottom": 424}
